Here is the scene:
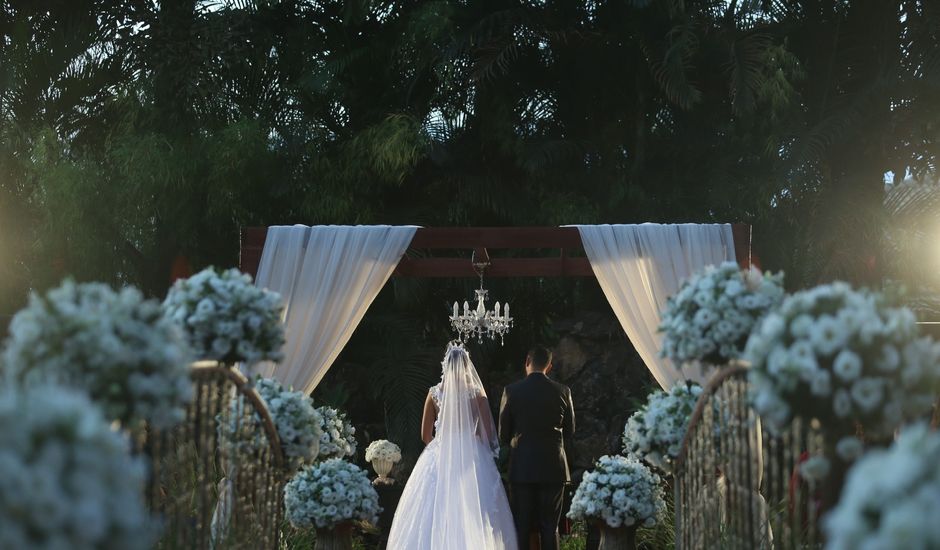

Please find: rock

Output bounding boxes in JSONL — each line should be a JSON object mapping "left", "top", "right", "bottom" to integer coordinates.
{"left": 548, "top": 312, "right": 656, "bottom": 478}
{"left": 552, "top": 336, "right": 589, "bottom": 381}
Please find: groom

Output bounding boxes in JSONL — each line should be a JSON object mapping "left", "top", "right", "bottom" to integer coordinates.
{"left": 498, "top": 346, "right": 575, "bottom": 550}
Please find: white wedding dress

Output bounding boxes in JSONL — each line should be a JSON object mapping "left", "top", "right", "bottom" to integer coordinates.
{"left": 387, "top": 344, "right": 517, "bottom": 550}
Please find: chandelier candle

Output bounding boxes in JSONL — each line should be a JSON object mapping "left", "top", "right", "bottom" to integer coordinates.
{"left": 450, "top": 254, "right": 513, "bottom": 344}
{"left": 450, "top": 290, "right": 512, "bottom": 344}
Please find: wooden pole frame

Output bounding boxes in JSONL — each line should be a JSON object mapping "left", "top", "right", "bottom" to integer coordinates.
{"left": 239, "top": 225, "right": 753, "bottom": 279}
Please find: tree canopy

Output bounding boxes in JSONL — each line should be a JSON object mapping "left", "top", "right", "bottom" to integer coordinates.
{"left": 4, "top": 0, "right": 938, "bottom": 307}
{"left": 3, "top": 0, "right": 940, "bottom": 447}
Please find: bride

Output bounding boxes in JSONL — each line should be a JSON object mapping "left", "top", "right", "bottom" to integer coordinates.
{"left": 387, "top": 342, "right": 517, "bottom": 550}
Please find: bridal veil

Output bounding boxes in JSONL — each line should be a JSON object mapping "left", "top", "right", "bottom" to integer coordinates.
{"left": 386, "top": 343, "right": 516, "bottom": 550}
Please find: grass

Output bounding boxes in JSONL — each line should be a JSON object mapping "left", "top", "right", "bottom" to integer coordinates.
{"left": 561, "top": 522, "right": 589, "bottom": 550}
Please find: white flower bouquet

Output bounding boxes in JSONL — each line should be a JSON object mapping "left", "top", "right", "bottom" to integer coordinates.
{"left": 568, "top": 455, "right": 666, "bottom": 529}
{"left": 284, "top": 458, "right": 381, "bottom": 530}
{"left": 824, "top": 422, "right": 940, "bottom": 549}
{"left": 365, "top": 440, "right": 402, "bottom": 463}
{"left": 0, "top": 384, "right": 155, "bottom": 549}
{"left": 661, "top": 262, "right": 785, "bottom": 365}
{"left": 745, "top": 282, "right": 940, "bottom": 439}
{"left": 623, "top": 382, "right": 702, "bottom": 473}
{"left": 218, "top": 377, "right": 321, "bottom": 472}
{"left": 258, "top": 378, "right": 322, "bottom": 471}
{"left": 315, "top": 406, "right": 358, "bottom": 461}
{"left": 2, "top": 279, "right": 192, "bottom": 429}
{"left": 163, "top": 267, "right": 285, "bottom": 365}
{"left": 257, "top": 378, "right": 322, "bottom": 469}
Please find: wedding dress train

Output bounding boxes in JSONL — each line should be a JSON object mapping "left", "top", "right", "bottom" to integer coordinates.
{"left": 386, "top": 344, "right": 517, "bottom": 550}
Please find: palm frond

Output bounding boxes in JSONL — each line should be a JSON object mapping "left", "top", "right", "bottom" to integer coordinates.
{"left": 786, "top": 77, "right": 895, "bottom": 170}
{"left": 885, "top": 178, "right": 940, "bottom": 220}
{"left": 728, "top": 33, "right": 772, "bottom": 115}
{"left": 518, "top": 139, "right": 584, "bottom": 175}
{"left": 343, "top": 114, "right": 428, "bottom": 184}
{"left": 471, "top": 32, "right": 523, "bottom": 84}
{"left": 643, "top": 23, "right": 703, "bottom": 110}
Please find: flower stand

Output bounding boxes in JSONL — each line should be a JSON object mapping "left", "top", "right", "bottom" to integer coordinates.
{"left": 598, "top": 523, "right": 639, "bottom": 550}
{"left": 371, "top": 458, "right": 395, "bottom": 485}
{"left": 315, "top": 523, "right": 354, "bottom": 550}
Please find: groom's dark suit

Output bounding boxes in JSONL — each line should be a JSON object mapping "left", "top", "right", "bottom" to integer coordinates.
{"left": 498, "top": 372, "right": 575, "bottom": 550}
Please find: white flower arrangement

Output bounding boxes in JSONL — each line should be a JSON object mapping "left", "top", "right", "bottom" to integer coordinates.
{"left": 315, "top": 406, "right": 358, "bottom": 461}
{"left": 217, "top": 377, "right": 322, "bottom": 472}
{"left": 622, "top": 382, "right": 702, "bottom": 473}
{"left": 0, "top": 384, "right": 155, "bottom": 549}
{"left": 745, "top": 282, "right": 940, "bottom": 439}
{"left": 824, "top": 422, "right": 940, "bottom": 549}
{"left": 365, "top": 439, "right": 402, "bottom": 463}
{"left": 284, "top": 458, "right": 381, "bottom": 530}
{"left": 257, "top": 378, "right": 322, "bottom": 471}
{"left": 163, "top": 267, "right": 285, "bottom": 365}
{"left": 661, "top": 262, "right": 785, "bottom": 365}
{"left": 567, "top": 455, "right": 666, "bottom": 529}
{"left": 2, "top": 279, "right": 192, "bottom": 430}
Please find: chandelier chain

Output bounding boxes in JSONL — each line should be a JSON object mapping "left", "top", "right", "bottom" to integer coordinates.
{"left": 450, "top": 251, "right": 512, "bottom": 345}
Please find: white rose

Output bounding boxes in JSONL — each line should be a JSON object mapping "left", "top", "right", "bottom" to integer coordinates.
{"left": 836, "top": 436, "right": 864, "bottom": 462}
{"left": 876, "top": 345, "right": 901, "bottom": 372}
{"left": 811, "top": 315, "right": 848, "bottom": 356}
{"left": 832, "top": 350, "right": 863, "bottom": 382}
{"left": 850, "top": 378, "right": 884, "bottom": 413}
{"left": 799, "top": 456, "right": 830, "bottom": 483}
{"left": 810, "top": 370, "right": 832, "bottom": 396}
{"left": 833, "top": 390, "right": 853, "bottom": 418}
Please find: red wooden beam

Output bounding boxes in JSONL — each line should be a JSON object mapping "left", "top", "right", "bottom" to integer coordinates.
{"left": 240, "top": 227, "right": 268, "bottom": 280}
{"left": 395, "top": 257, "right": 595, "bottom": 278}
{"left": 238, "top": 224, "right": 752, "bottom": 278}
{"left": 408, "top": 227, "right": 584, "bottom": 249}
{"left": 731, "top": 223, "right": 752, "bottom": 270}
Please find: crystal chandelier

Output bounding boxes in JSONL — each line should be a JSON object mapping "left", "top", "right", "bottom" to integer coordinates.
{"left": 449, "top": 255, "right": 513, "bottom": 344}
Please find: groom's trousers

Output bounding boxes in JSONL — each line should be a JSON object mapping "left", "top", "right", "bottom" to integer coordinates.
{"left": 510, "top": 482, "right": 565, "bottom": 550}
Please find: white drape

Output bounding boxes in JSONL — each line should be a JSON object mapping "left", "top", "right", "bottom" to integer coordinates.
{"left": 254, "top": 225, "right": 417, "bottom": 393}
{"left": 574, "top": 224, "right": 736, "bottom": 388}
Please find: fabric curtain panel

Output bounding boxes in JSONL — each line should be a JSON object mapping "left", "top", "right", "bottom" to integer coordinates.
{"left": 575, "top": 224, "right": 736, "bottom": 388}
{"left": 253, "top": 225, "right": 417, "bottom": 393}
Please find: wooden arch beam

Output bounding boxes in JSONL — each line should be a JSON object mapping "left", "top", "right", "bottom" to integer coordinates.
{"left": 239, "top": 225, "right": 752, "bottom": 279}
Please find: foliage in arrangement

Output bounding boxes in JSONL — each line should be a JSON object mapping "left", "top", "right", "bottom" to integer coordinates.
{"left": 0, "top": 384, "right": 155, "bottom": 549}
{"left": 745, "top": 282, "right": 940, "bottom": 439}
{"left": 637, "top": 490, "right": 677, "bottom": 549}
{"left": 364, "top": 439, "right": 402, "bottom": 464}
{"left": 255, "top": 377, "right": 322, "bottom": 472}
{"left": 2, "top": 279, "right": 192, "bottom": 429}
{"left": 661, "top": 263, "right": 785, "bottom": 366}
{"left": 622, "top": 382, "right": 703, "bottom": 474}
{"left": 163, "top": 268, "right": 284, "bottom": 365}
{"left": 315, "top": 406, "right": 358, "bottom": 461}
{"left": 568, "top": 455, "right": 666, "bottom": 529}
{"left": 284, "top": 458, "right": 381, "bottom": 531}
{"left": 824, "top": 423, "right": 940, "bottom": 549}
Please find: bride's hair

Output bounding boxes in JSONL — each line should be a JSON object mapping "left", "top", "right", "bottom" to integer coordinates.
{"left": 442, "top": 341, "right": 469, "bottom": 367}
{"left": 444, "top": 340, "right": 467, "bottom": 355}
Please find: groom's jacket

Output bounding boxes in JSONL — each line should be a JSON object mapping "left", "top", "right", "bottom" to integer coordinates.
{"left": 498, "top": 372, "right": 575, "bottom": 484}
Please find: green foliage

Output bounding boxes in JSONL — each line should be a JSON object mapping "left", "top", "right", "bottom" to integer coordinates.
{"left": 560, "top": 522, "right": 589, "bottom": 550}
{"left": 3, "top": 0, "right": 938, "bottom": 301}
{"left": 638, "top": 485, "right": 676, "bottom": 549}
